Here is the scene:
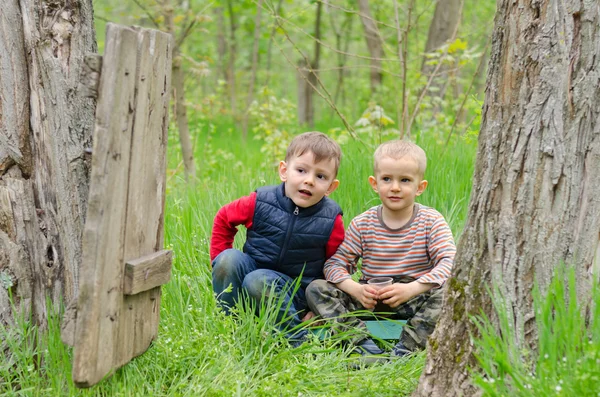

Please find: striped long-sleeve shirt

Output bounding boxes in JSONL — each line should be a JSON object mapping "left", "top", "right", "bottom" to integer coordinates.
{"left": 324, "top": 204, "right": 456, "bottom": 287}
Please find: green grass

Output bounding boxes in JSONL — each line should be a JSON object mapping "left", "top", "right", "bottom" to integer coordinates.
{"left": 5, "top": 125, "right": 599, "bottom": 395}
{"left": 0, "top": 123, "right": 468, "bottom": 396}
{"left": 1, "top": 126, "right": 476, "bottom": 395}
{"left": 471, "top": 266, "right": 600, "bottom": 396}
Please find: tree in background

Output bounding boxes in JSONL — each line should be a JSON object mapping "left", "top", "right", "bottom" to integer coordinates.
{"left": 327, "top": 2, "right": 354, "bottom": 109}
{"left": 357, "top": 0, "right": 385, "bottom": 93}
{"left": 94, "top": 0, "right": 495, "bottom": 175}
{"left": 421, "top": 0, "right": 464, "bottom": 105}
{"left": 414, "top": 1, "right": 600, "bottom": 395}
{"left": 225, "top": 0, "right": 238, "bottom": 118}
{"left": 162, "top": 0, "right": 197, "bottom": 181}
{"left": 242, "top": 0, "right": 264, "bottom": 138}
{"left": 297, "top": 1, "right": 323, "bottom": 128}
{"left": 0, "top": 0, "right": 96, "bottom": 327}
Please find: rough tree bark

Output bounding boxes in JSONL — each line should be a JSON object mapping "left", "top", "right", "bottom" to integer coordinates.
{"left": 357, "top": 0, "right": 385, "bottom": 93}
{"left": 414, "top": 1, "right": 600, "bottom": 396}
{"left": 0, "top": 0, "right": 96, "bottom": 327}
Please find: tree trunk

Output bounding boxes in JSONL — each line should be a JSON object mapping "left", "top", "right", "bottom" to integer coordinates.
{"left": 423, "top": 0, "right": 464, "bottom": 56}
{"left": 421, "top": 0, "right": 463, "bottom": 101}
{"left": 171, "top": 57, "right": 196, "bottom": 181}
{"left": 357, "top": 0, "right": 385, "bottom": 94}
{"left": 226, "top": 0, "right": 238, "bottom": 118}
{"left": 414, "top": 1, "right": 600, "bottom": 396}
{"left": 214, "top": 6, "right": 228, "bottom": 86}
{"left": 264, "top": 0, "right": 283, "bottom": 87}
{"left": 242, "top": 0, "right": 264, "bottom": 138}
{"left": 0, "top": 0, "right": 96, "bottom": 327}
{"left": 296, "top": 58, "right": 315, "bottom": 127}
{"left": 329, "top": 4, "right": 353, "bottom": 109}
{"left": 296, "top": 1, "right": 322, "bottom": 128}
{"left": 164, "top": 0, "right": 196, "bottom": 181}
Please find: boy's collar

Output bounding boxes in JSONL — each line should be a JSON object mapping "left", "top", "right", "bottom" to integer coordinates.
{"left": 376, "top": 204, "right": 419, "bottom": 231}
{"left": 277, "top": 182, "right": 326, "bottom": 216}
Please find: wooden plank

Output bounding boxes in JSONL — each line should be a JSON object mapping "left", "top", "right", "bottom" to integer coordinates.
{"left": 72, "top": 23, "right": 139, "bottom": 388}
{"left": 117, "top": 26, "right": 172, "bottom": 367}
{"left": 72, "top": 24, "right": 172, "bottom": 387}
{"left": 123, "top": 249, "right": 173, "bottom": 295}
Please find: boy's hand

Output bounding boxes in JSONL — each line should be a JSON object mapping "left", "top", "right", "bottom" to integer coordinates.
{"left": 377, "top": 281, "right": 436, "bottom": 308}
{"left": 301, "top": 311, "right": 316, "bottom": 322}
{"left": 336, "top": 279, "right": 379, "bottom": 309}
{"left": 353, "top": 284, "right": 380, "bottom": 309}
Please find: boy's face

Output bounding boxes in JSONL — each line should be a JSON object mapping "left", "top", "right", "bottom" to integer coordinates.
{"left": 279, "top": 151, "right": 339, "bottom": 208}
{"left": 368, "top": 156, "right": 427, "bottom": 215}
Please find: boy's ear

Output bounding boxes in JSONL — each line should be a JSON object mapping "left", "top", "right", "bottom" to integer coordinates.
{"left": 325, "top": 179, "right": 340, "bottom": 196}
{"left": 416, "top": 179, "right": 428, "bottom": 196}
{"left": 278, "top": 161, "right": 288, "bottom": 182}
{"left": 368, "top": 176, "right": 378, "bottom": 192}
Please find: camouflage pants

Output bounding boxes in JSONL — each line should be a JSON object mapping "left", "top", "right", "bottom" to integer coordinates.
{"left": 306, "top": 277, "right": 444, "bottom": 351}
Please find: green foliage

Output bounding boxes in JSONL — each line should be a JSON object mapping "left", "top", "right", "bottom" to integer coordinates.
{"left": 414, "top": 38, "right": 486, "bottom": 145}
{"left": 0, "top": 297, "right": 72, "bottom": 395}
{"left": 249, "top": 87, "right": 298, "bottom": 166}
{"left": 354, "top": 102, "right": 399, "bottom": 142}
{"left": 471, "top": 266, "right": 600, "bottom": 396}
{"left": 95, "top": 0, "right": 495, "bottom": 149}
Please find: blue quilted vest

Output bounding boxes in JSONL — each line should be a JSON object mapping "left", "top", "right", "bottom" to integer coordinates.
{"left": 243, "top": 183, "right": 342, "bottom": 283}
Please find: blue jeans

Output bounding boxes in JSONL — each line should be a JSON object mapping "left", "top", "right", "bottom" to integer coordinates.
{"left": 212, "top": 249, "right": 309, "bottom": 341}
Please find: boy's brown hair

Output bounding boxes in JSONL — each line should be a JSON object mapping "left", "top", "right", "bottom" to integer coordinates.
{"left": 286, "top": 132, "right": 342, "bottom": 176}
{"left": 373, "top": 140, "right": 427, "bottom": 178}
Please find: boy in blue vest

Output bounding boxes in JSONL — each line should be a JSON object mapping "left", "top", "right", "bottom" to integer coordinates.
{"left": 210, "top": 132, "right": 344, "bottom": 345}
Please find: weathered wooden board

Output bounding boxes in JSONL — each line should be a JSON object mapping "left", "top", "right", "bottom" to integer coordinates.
{"left": 123, "top": 250, "right": 173, "bottom": 295}
{"left": 71, "top": 23, "right": 172, "bottom": 387}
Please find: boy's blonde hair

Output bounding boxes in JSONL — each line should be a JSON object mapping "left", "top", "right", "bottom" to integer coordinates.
{"left": 286, "top": 132, "right": 342, "bottom": 176}
{"left": 373, "top": 140, "right": 427, "bottom": 178}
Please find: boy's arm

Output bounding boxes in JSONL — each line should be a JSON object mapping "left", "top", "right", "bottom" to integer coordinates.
{"left": 325, "top": 214, "right": 345, "bottom": 258}
{"left": 323, "top": 218, "right": 362, "bottom": 283}
{"left": 209, "top": 193, "right": 256, "bottom": 261}
{"left": 418, "top": 216, "right": 456, "bottom": 287}
{"left": 324, "top": 220, "right": 380, "bottom": 309}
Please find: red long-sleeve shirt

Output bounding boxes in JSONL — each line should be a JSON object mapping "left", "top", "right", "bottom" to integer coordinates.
{"left": 210, "top": 192, "right": 345, "bottom": 262}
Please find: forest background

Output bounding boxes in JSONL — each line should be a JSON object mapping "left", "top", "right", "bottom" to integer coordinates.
{"left": 4, "top": 0, "right": 598, "bottom": 396}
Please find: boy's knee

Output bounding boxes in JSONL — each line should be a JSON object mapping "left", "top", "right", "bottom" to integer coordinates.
{"left": 241, "top": 269, "right": 270, "bottom": 298}
{"left": 306, "top": 279, "right": 335, "bottom": 308}
{"left": 212, "top": 249, "right": 244, "bottom": 280}
{"left": 306, "top": 279, "right": 328, "bottom": 298}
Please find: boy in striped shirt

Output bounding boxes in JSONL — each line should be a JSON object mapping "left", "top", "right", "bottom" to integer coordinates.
{"left": 306, "top": 140, "right": 456, "bottom": 358}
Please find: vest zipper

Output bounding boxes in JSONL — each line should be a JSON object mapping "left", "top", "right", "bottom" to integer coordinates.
{"left": 278, "top": 206, "right": 299, "bottom": 265}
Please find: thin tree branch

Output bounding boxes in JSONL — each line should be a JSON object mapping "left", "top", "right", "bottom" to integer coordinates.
{"left": 175, "top": 2, "right": 214, "bottom": 49}
{"left": 131, "top": 0, "right": 160, "bottom": 28}
{"left": 318, "top": 0, "right": 400, "bottom": 30}
{"left": 257, "top": 2, "right": 400, "bottom": 62}
{"left": 271, "top": 18, "right": 363, "bottom": 144}
{"left": 393, "top": 0, "right": 408, "bottom": 137}
{"left": 442, "top": 37, "right": 491, "bottom": 152}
